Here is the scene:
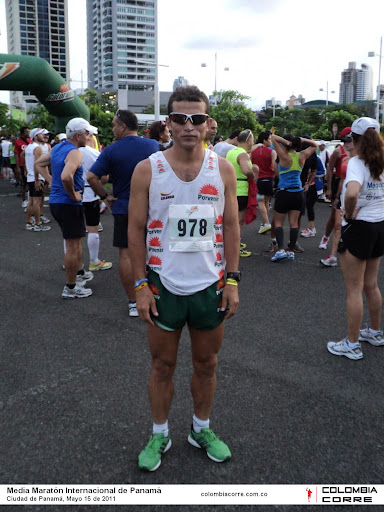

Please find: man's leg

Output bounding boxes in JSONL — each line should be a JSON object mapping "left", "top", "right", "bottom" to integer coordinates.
{"left": 118, "top": 248, "right": 135, "bottom": 301}
{"left": 64, "top": 238, "right": 83, "bottom": 285}
{"left": 32, "top": 196, "right": 41, "bottom": 225}
{"left": 148, "top": 324, "right": 182, "bottom": 423}
{"left": 189, "top": 323, "right": 224, "bottom": 420}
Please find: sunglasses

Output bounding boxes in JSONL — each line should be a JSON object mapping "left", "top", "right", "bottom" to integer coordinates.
{"left": 246, "top": 130, "right": 253, "bottom": 142}
{"left": 169, "top": 112, "right": 209, "bottom": 125}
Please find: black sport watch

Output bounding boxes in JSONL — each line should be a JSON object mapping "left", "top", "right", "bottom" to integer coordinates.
{"left": 226, "top": 271, "right": 241, "bottom": 283}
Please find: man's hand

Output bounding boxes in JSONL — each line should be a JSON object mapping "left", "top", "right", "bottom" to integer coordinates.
{"left": 136, "top": 286, "right": 159, "bottom": 325}
{"left": 34, "top": 179, "right": 42, "bottom": 191}
{"left": 104, "top": 194, "right": 117, "bottom": 213}
{"left": 220, "top": 284, "right": 239, "bottom": 319}
{"left": 74, "top": 191, "right": 83, "bottom": 202}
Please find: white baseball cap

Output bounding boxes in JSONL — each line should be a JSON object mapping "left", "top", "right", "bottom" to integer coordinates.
{"left": 351, "top": 117, "right": 380, "bottom": 135}
{"left": 57, "top": 133, "right": 67, "bottom": 141}
{"left": 65, "top": 117, "right": 97, "bottom": 135}
{"left": 30, "top": 128, "right": 49, "bottom": 139}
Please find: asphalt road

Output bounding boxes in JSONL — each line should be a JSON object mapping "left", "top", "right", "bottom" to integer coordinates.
{"left": 1, "top": 178, "right": 383, "bottom": 512}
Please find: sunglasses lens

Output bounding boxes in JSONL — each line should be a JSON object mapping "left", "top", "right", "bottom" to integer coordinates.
{"left": 170, "top": 114, "right": 187, "bottom": 124}
{"left": 191, "top": 114, "right": 208, "bottom": 125}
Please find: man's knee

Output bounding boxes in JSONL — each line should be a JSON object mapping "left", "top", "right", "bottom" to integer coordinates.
{"left": 151, "top": 356, "right": 177, "bottom": 382}
{"left": 192, "top": 354, "right": 218, "bottom": 377}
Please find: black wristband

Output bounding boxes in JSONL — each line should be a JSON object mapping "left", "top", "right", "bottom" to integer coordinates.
{"left": 344, "top": 215, "right": 353, "bottom": 223}
{"left": 99, "top": 193, "right": 108, "bottom": 200}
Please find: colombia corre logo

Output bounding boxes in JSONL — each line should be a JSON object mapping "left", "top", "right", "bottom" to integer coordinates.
{"left": 0, "top": 62, "right": 20, "bottom": 80}
{"left": 198, "top": 184, "right": 219, "bottom": 201}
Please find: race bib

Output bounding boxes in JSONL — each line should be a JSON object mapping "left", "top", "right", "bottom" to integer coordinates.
{"left": 169, "top": 204, "right": 214, "bottom": 252}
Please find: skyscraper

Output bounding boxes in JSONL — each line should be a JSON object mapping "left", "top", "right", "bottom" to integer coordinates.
{"left": 5, "top": 0, "right": 70, "bottom": 108}
{"left": 87, "top": 0, "right": 156, "bottom": 95}
{"left": 173, "top": 76, "right": 189, "bottom": 91}
{"left": 339, "top": 62, "right": 373, "bottom": 104}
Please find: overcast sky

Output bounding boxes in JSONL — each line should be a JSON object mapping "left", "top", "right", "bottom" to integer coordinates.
{"left": 0, "top": 0, "right": 383, "bottom": 110}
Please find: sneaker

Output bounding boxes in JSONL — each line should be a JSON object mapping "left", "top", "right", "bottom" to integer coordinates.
{"left": 319, "top": 235, "right": 329, "bottom": 249}
{"left": 301, "top": 227, "right": 316, "bottom": 238}
{"left": 89, "top": 260, "right": 112, "bottom": 272}
{"left": 98, "top": 222, "right": 103, "bottom": 232}
{"left": 292, "top": 242, "right": 304, "bottom": 253}
{"left": 258, "top": 223, "right": 271, "bottom": 234}
{"left": 320, "top": 255, "right": 338, "bottom": 267}
{"left": 21, "top": 200, "right": 28, "bottom": 208}
{"left": 40, "top": 214, "right": 50, "bottom": 224}
{"left": 25, "top": 222, "right": 34, "bottom": 230}
{"left": 240, "top": 242, "right": 247, "bottom": 250}
{"left": 138, "top": 433, "right": 171, "bottom": 471}
{"left": 271, "top": 249, "right": 287, "bottom": 262}
{"left": 327, "top": 338, "right": 363, "bottom": 360}
{"left": 265, "top": 239, "right": 278, "bottom": 252}
{"left": 77, "top": 270, "right": 94, "bottom": 282}
{"left": 33, "top": 223, "right": 51, "bottom": 232}
{"left": 287, "top": 251, "right": 295, "bottom": 261}
{"left": 239, "top": 248, "right": 252, "bottom": 257}
{"left": 359, "top": 327, "right": 384, "bottom": 346}
{"left": 62, "top": 285, "right": 93, "bottom": 299}
{"left": 188, "top": 427, "right": 231, "bottom": 463}
{"left": 129, "top": 302, "right": 139, "bottom": 317}
{"left": 99, "top": 201, "right": 107, "bottom": 214}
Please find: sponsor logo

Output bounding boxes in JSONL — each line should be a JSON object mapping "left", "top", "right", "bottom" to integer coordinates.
{"left": 367, "top": 182, "right": 384, "bottom": 189}
{"left": 149, "top": 283, "right": 160, "bottom": 300}
{"left": 45, "top": 83, "right": 74, "bottom": 104}
{"left": 214, "top": 214, "right": 223, "bottom": 230}
{"left": 214, "top": 233, "right": 224, "bottom": 248}
{"left": 0, "top": 62, "right": 20, "bottom": 80}
{"left": 218, "top": 269, "right": 225, "bottom": 280}
{"left": 156, "top": 159, "right": 165, "bottom": 173}
{"left": 148, "top": 236, "right": 163, "bottom": 252}
{"left": 160, "top": 192, "right": 174, "bottom": 200}
{"left": 148, "top": 219, "right": 163, "bottom": 234}
{"left": 215, "top": 252, "right": 223, "bottom": 267}
{"left": 186, "top": 205, "right": 199, "bottom": 217}
{"left": 322, "top": 486, "right": 377, "bottom": 504}
{"left": 198, "top": 184, "right": 219, "bottom": 201}
{"left": 306, "top": 488, "right": 313, "bottom": 503}
{"left": 148, "top": 255, "right": 162, "bottom": 270}
{"left": 216, "top": 277, "right": 226, "bottom": 296}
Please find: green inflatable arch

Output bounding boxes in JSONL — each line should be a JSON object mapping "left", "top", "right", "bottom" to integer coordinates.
{"left": 0, "top": 54, "right": 89, "bottom": 133}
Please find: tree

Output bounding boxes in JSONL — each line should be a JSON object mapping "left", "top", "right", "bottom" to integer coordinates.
{"left": 141, "top": 104, "right": 168, "bottom": 115}
{"left": 210, "top": 90, "right": 263, "bottom": 137}
{"left": 0, "top": 101, "right": 24, "bottom": 136}
{"left": 312, "top": 109, "right": 358, "bottom": 140}
{"left": 27, "top": 105, "right": 55, "bottom": 133}
{"left": 264, "top": 108, "right": 312, "bottom": 136}
{"left": 88, "top": 104, "right": 114, "bottom": 145}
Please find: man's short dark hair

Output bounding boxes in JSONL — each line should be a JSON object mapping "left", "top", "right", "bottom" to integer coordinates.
{"left": 229, "top": 129, "right": 241, "bottom": 140}
{"left": 115, "top": 109, "right": 138, "bottom": 131}
{"left": 20, "top": 126, "right": 29, "bottom": 135}
{"left": 257, "top": 131, "right": 272, "bottom": 144}
{"left": 167, "top": 86, "right": 210, "bottom": 115}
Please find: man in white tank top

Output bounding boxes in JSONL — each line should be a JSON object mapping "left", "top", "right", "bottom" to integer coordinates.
{"left": 129, "top": 85, "right": 240, "bottom": 471}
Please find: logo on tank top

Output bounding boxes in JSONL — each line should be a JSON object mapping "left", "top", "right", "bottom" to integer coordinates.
{"left": 148, "top": 255, "right": 162, "bottom": 270}
{"left": 156, "top": 159, "right": 165, "bottom": 173}
{"left": 214, "top": 214, "right": 223, "bottom": 230}
{"left": 160, "top": 191, "right": 175, "bottom": 200}
{"left": 148, "top": 236, "right": 163, "bottom": 253}
{"left": 207, "top": 154, "right": 215, "bottom": 170}
{"left": 218, "top": 269, "right": 225, "bottom": 280}
{"left": 148, "top": 219, "right": 163, "bottom": 234}
{"left": 215, "top": 252, "right": 224, "bottom": 267}
{"left": 198, "top": 184, "right": 219, "bottom": 202}
{"left": 214, "top": 233, "right": 224, "bottom": 248}
{"left": 149, "top": 283, "right": 160, "bottom": 299}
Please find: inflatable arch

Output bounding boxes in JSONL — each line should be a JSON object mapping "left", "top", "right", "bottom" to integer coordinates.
{"left": 0, "top": 54, "right": 89, "bottom": 133}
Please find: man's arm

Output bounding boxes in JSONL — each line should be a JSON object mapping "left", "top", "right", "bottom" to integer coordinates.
{"left": 35, "top": 152, "right": 52, "bottom": 182}
{"left": 219, "top": 158, "right": 240, "bottom": 319}
{"left": 237, "top": 152, "right": 254, "bottom": 179}
{"left": 61, "top": 149, "right": 83, "bottom": 202}
{"left": 128, "top": 160, "right": 158, "bottom": 325}
{"left": 32, "top": 146, "right": 45, "bottom": 189}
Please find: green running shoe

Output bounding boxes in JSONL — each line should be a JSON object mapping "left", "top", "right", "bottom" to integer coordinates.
{"left": 188, "top": 427, "right": 231, "bottom": 462}
{"left": 138, "top": 433, "right": 171, "bottom": 471}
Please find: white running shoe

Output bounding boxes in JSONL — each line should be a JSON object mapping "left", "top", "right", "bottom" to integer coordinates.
{"left": 319, "top": 235, "right": 329, "bottom": 249}
{"left": 320, "top": 255, "right": 338, "bottom": 267}
{"left": 40, "top": 214, "right": 51, "bottom": 224}
{"left": 76, "top": 271, "right": 94, "bottom": 283}
{"left": 359, "top": 327, "right": 384, "bottom": 346}
{"left": 301, "top": 228, "right": 316, "bottom": 238}
{"left": 98, "top": 222, "right": 103, "bottom": 232}
{"left": 271, "top": 249, "right": 287, "bottom": 262}
{"left": 327, "top": 338, "right": 363, "bottom": 360}
{"left": 21, "top": 200, "right": 28, "bottom": 208}
{"left": 33, "top": 223, "right": 51, "bottom": 231}
{"left": 62, "top": 285, "right": 93, "bottom": 299}
{"left": 287, "top": 251, "right": 295, "bottom": 261}
{"left": 129, "top": 302, "right": 139, "bottom": 317}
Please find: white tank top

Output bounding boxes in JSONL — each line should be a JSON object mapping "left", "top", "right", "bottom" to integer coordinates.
{"left": 147, "top": 149, "right": 225, "bottom": 295}
{"left": 25, "top": 142, "right": 40, "bottom": 183}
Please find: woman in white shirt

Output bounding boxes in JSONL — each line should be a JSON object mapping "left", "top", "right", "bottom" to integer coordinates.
{"left": 327, "top": 117, "right": 384, "bottom": 360}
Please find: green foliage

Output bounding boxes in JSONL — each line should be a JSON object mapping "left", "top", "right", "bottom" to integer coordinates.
{"left": 0, "top": 101, "right": 24, "bottom": 135}
{"left": 80, "top": 88, "right": 117, "bottom": 113}
{"left": 264, "top": 108, "right": 310, "bottom": 136}
{"left": 210, "top": 90, "right": 263, "bottom": 137}
{"left": 88, "top": 104, "right": 114, "bottom": 145}
{"left": 27, "top": 104, "right": 55, "bottom": 133}
{"left": 312, "top": 110, "right": 358, "bottom": 139}
{"left": 141, "top": 104, "right": 168, "bottom": 115}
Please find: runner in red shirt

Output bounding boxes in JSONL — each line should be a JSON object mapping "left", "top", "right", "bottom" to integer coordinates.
{"left": 14, "top": 126, "right": 31, "bottom": 207}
